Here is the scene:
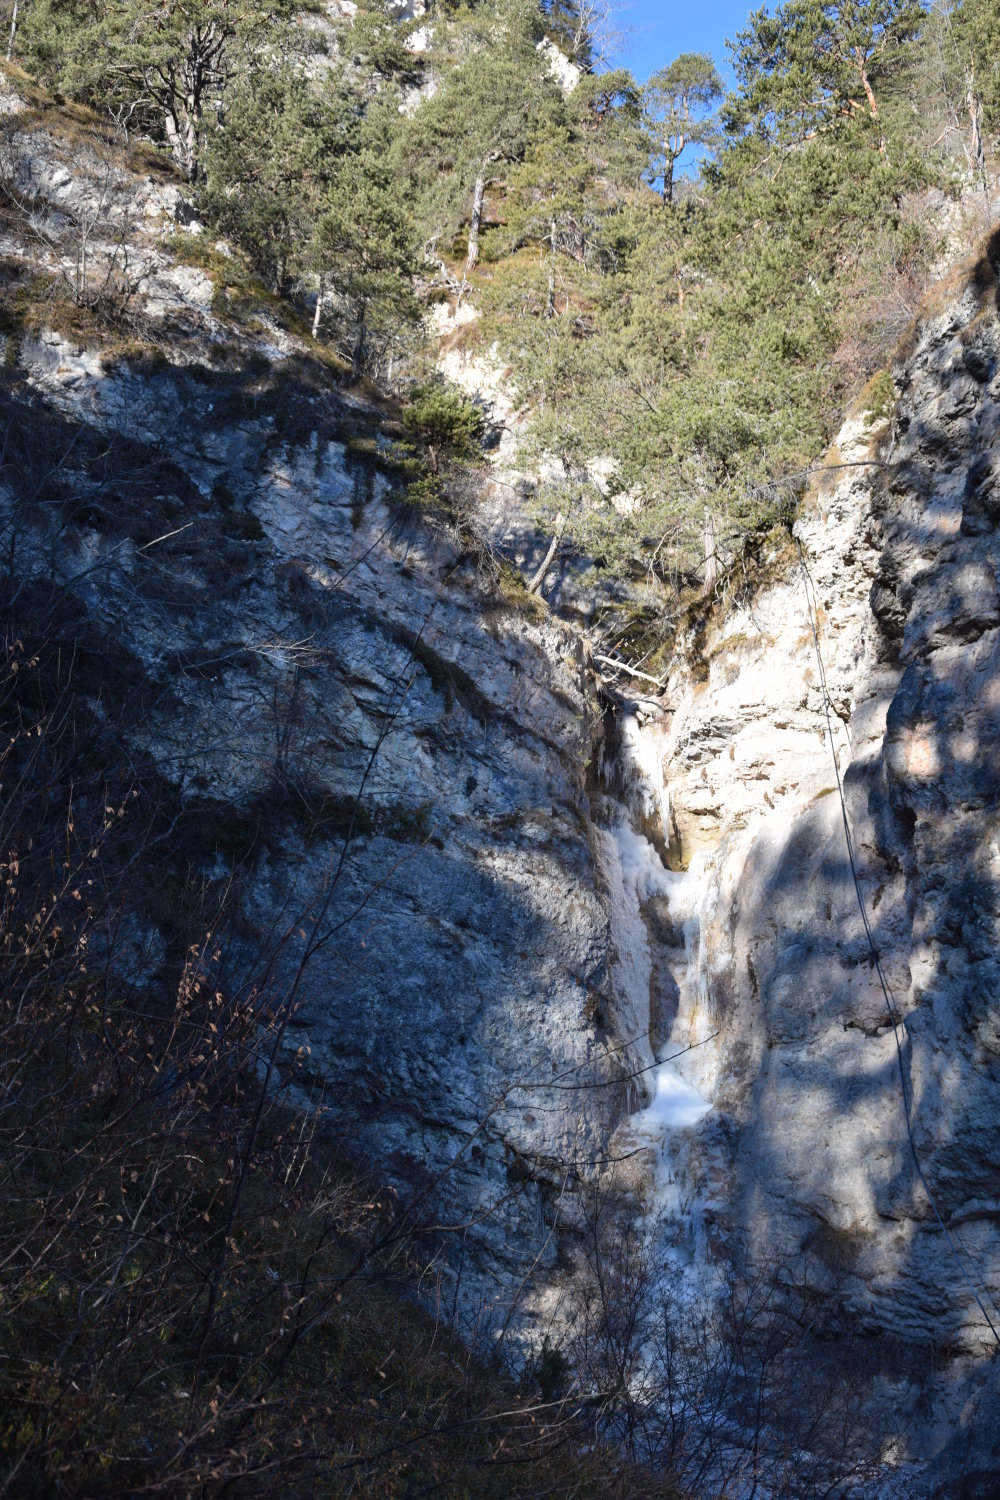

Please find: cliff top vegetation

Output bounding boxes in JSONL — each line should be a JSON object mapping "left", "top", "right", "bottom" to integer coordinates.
{"left": 3, "top": 0, "right": 998, "bottom": 612}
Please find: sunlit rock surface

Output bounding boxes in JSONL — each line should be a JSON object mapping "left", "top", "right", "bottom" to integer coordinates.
{"left": 620, "top": 240, "right": 1000, "bottom": 1491}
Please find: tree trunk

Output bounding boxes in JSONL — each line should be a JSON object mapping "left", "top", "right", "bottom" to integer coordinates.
{"left": 545, "top": 220, "right": 556, "bottom": 318}
{"left": 163, "top": 110, "right": 199, "bottom": 183}
{"left": 854, "top": 49, "right": 878, "bottom": 118}
{"left": 702, "top": 509, "right": 717, "bottom": 596}
{"left": 661, "top": 154, "right": 675, "bottom": 206}
{"left": 312, "top": 276, "right": 325, "bottom": 340}
{"left": 527, "top": 512, "right": 566, "bottom": 595}
{"left": 350, "top": 305, "right": 366, "bottom": 383}
{"left": 184, "top": 80, "right": 202, "bottom": 183}
{"left": 6, "top": 0, "right": 18, "bottom": 62}
{"left": 967, "top": 54, "right": 988, "bottom": 199}
{"left": 184, "top": 116, "right": 199, "bottom": 183}
{"left": 854, "top": 47, "right": 884, "bottom": 151}
{"left": 465, "top": 171, "right": 487, "bottom": 275}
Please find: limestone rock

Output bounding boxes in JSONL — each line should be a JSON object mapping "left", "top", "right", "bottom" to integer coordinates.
{"left": 615, "top": 245, "right": 1000, "bottom": 1489}
{"left": 6, "top": 339, "right": 629, "bottom": 1322}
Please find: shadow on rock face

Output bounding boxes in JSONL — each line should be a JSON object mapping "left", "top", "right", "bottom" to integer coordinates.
{"left": 723, "top": 297, "right": 1000, "bottom": 1482}
{"left": 0, "top": 356, "right": 637, "bottom": 1335}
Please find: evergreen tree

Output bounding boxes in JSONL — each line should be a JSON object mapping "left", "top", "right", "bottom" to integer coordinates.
{"left": 18, "top": 0, "right": 311, "bottom": 179}
{"left": 312, "top": 103, "right": 420, "bottom": 379}
{"left": 347, "top": 0, "right": 421, "bottom": 81}
{"left": 200, "top": 68, "right": 350, "bottom": 295}
{"left": 4, "top": 0, "right": 982, "bottom": 589}
{"left": 645, "top": 53, "right": 723, "bottom": 204}
{"left": 409, "top": 0, "right": 552, "bottom": 272}
{"left": 481, "top": 0, "right": 936, "bottom": 581}
{"left": 725, "top": 0, "right": 925, "bottom": 146}
{"left": 497, "top": 65, "right": 644, "bottom": 315}
{"left": 540, "top": 0, "right": 591, "bottom": 67}
{"left": 940, "top": 0, "right": 1000, "bottom": 185}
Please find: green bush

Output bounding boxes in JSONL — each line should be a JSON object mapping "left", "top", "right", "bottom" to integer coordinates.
{"left": 863, "top": 370, "right": 896, "bottom": 428}
{"left": 401, "top": 382, "right": 484, "bottom": 460}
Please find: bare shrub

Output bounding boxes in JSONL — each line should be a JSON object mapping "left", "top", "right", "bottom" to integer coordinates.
{"left": 54, "top": 126, "right": 151, "bottom": 319}
{"left": 557, "top": 1172, "right": 897, "bottom": 1499}
{"left": 0, "top": 105, "right": 151, "bottom": 326}
{"left": 832, "top": 218, "right": 930, "bottom": 386}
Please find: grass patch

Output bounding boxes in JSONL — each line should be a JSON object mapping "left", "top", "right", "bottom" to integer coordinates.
{"left": 860, "top": 369, "right": 896, "bottom": 429}
{"left": 0, "top": 258, "right": 163, "bottom": 363}
{"left": 707, "top": 630, "right": 749, "bottom": 661}
{"left": 494, "top": 558, "right": 548, "bottom": 620}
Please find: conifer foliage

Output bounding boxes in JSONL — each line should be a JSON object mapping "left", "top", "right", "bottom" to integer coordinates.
{"left": 7, "top": 0, "right": 1000, "bottom": 572}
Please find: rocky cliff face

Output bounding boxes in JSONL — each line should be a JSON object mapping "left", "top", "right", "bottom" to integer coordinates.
{"left": 0, "top": 89, "right": 650, "bottom": 1329}
{"left": 616, "top": 235, "right": 1000, "bottom": 1491}
{"left": 6, "top": 332, "right": 649, "bottom": 1323}
{"left": 7, "top": 100, "right": 1000, "bottom": 1494}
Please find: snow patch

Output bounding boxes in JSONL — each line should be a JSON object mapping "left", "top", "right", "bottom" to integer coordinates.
{"left": 636, "top": 1066, "right": 712, "bottom": 1133}
{"left": 600, "top": 810, "right": 718, "bottom": 1140}
{"left": 601, "top": 714, "right": 670, "bottom": 843}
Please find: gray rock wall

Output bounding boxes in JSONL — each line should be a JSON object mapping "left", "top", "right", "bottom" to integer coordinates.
{"left": 4, "top": 338, "right": 642, "bottom": 1327}
{"left": 632, "top": 237, "right": 1000, "bottom": 1488}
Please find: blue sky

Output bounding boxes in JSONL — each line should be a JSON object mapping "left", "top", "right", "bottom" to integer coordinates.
{"left": 615, "top": 0, "right": 758, "bottom": 82}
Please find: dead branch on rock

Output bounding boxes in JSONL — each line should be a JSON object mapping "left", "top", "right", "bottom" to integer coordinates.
{"left": 527, "top": 510, "right": 567, "bottom": 594}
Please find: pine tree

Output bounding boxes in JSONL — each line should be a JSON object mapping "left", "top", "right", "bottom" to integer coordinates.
{"left": 945, "top": 0, "right": 1000, "bottom": 183}
{"left": 311, "top": 104, "right": 419, "bottom": 379}
{"left": 726, "top": 0, "right": 925, "bottom": 147}
{"left": 200, "top": 68, "right": 349, "bottom": 295}
{"left": 409, "top": 0, "right": 552, "bottom": 273}
{"left": 347, "top": 0, "right": 421, "bottom": 81}
{"left": 645, "top": 53, "right": 723, "bottom": 204}
{"left": 499, "top": 66, "right": 644, "bottom": 314}
{"left": 18, "top": 0, "right": 312, "bottom": 179}
{"left": 540, "top": 0, "right": 592, "bottom": 68}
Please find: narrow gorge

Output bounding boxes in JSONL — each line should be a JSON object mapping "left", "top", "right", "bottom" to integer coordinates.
{"left": 4, "top": 5, "right": 1000, "bottom": 1492}
{"left": 8, "top": 214, "right": 1000, "bottom": 1492}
